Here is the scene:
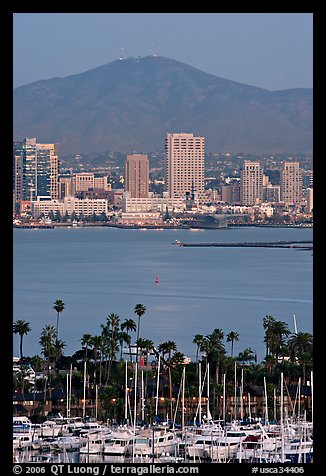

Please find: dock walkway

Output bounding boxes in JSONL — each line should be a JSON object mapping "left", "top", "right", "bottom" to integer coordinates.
{"left": 173, "top": 240, "right": 312, "bottom": 250}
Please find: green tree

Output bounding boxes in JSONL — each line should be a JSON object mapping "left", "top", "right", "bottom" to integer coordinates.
{"left": 269, "top": 320, "right": 291, "bottom": 360}
{"left": 53, "top": 299, "right": 65, "bottom": 344}
{"left": 226, "top": 331, "right": 239, "bottom": 357}
{"left": 193, "top": 334, "right": 204, "bottom": 375}
{"left": 13, "top": 320, "right": 31, "bottom": 360}
{"left": 134, "top": 304, "right": 147, "bottom": 364}
{"left": 39, "top": 324, "right": 57, "bottom": 375}
{"left": 288, "top": 332, "right": 313, "bottom": 384}
{"left": 121, "top": 319, "right": 137, "bottom": 362}
{"left": 263, "top": 315, "right": 276, "bottom": 357}
{"left": 158, "top": 340, "right": 177, "bottom": 421}
{"left": 81, "top": 333, "right": 93, "bottom": 361}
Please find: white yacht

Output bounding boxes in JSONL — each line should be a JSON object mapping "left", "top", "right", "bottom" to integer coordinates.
{"left": 102, "top": 431, "right": 135, "bottom": 457}
{"left": 132, "top": 428, "right": 178, "bottom": 459}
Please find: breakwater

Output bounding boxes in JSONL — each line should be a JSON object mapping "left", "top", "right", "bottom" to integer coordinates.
{"left": 174, "top": 240, "right": 313, "bottom": 250}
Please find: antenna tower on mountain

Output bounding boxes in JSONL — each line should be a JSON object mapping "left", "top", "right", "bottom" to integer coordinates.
{"left": 119, "top": 47, "right": 126, "bottom": 60}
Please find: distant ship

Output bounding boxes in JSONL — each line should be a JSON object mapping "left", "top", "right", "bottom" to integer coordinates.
{"left": 155, "top": 275, "right": 159, "bottom": 284}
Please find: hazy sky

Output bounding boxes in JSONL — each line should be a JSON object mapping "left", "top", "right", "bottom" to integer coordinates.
{"left": 13, "top": 12, "right": 313, "bottom": 91}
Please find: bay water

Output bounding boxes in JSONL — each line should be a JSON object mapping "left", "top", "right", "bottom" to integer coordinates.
{"left": 13, "top": 226, "right": 313, "bottom": 363}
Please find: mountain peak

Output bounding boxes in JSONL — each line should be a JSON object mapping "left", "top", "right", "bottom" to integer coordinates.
{"left": 13, "top": 56, "right": 312, "bottom": 155}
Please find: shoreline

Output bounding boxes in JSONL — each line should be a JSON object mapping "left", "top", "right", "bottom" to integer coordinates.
{"left": 13, "top": 222, "right": 313, "bottom": 230}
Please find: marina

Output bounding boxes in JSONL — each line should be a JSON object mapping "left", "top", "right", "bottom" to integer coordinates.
{"left": 13, "top": 416, "right": 313, "bottom": 464}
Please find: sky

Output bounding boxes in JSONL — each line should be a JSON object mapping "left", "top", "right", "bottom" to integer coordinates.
{"left": 13, "top": 12, "right": 313, "bottom": 91}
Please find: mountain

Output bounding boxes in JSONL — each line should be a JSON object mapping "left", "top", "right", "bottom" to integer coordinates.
{"left": 13, "top": 56, "right": 312, "bottom": 155}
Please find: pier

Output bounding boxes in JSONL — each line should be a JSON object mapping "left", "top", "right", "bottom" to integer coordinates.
{"left": 173, "top": 240, "right": 313, "bottom": 250}
{"left": 13, "top": 223, "right": 54, "bottom": 229}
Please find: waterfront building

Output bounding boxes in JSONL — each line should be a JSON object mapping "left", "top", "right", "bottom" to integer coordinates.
{"left": 124, "top": 154, "right": 149, "bottom": 198}
{"left": 122, "top": 191, "right": 186, "bottom": 213}
{"left": 14, "top": 138, "right": 59, "bottom": 202}
{"left": 240, "top": 160, "right": 263, "bottom": 206}
{"left": 32, "top": 196, "right": 108, "bottom": 219}
{"left": 63, "top": 196, "right": 108, "bottom": 217}
{"left": 164, "top": 133, "right": 205, "bottom": 204}
{"left": 32, "top": 197, "right": 64, "bottom": 218}
{"left": 280, "top": 161, "right": 303, "bottom": 206}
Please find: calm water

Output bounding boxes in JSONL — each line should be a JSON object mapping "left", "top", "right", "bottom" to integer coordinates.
{"left": 13, "top": 226, "right": 313, "bottom": 363}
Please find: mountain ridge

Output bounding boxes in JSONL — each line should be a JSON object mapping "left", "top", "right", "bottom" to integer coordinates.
{"left": 13, "top": 56, "right": 312, "bottom": 155}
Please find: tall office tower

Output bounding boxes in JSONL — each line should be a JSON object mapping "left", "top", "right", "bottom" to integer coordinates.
{"left": 36, "top": 143, "right": 59, "bottom": 199}
{"left": 13, "top": 141, "right": 23, "bottom": 203}
{"left": 240, "top": 160, "right": 263, "bottom": 206}
{"left": 124, "top": 154, "right": 149, "bottom": 198}
{"left": 165, "top": 133, "right": 205, "bottom": 203}
{"left": 22, "top": 137, "right": 37, "bottom": 201}
{"left": 20, "top": 138, "right": 59, "bottom": 201}
{"left": 280, "top": 161, "right": 303, "bottom": 206}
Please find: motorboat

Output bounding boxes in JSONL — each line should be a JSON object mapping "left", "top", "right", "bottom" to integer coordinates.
{"left": 132, "top": 428, "right": 178, "bottom": 459}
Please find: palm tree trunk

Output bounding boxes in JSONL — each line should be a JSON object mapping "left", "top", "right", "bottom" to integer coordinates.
{"left": 20, "top": 336, "right": 23, "bottom": 360}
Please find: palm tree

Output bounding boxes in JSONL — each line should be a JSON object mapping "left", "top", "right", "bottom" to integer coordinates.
{"left": 199, "top": 337, "right": 212, "bottom": 367}
{"left": 81, "top": 333, "right": 93, "bottom": 361}
{"left": 13, "top": 320, "right": 31, "bottom": 360}
{"left": 208, "top": 328, "right": 225, "bottom": 385}
{"left": 226, "top": 331, "right": 239, "bottom": 357}
{"left": 236, "top": 347, "right": 256, "bottom": 365}
{"left": 53, "top": 299, "right": 65, "bottom": 344}
{"left": 288, "top": 332, "right": 313, "bottom": 384}
{"left": 90, "top": 335, "right": 102, "bottom": 384}
{"left": 269, "top": 320, "right": 291, "bottom": 360}
{"left": 263, "top": 315, "right": 276, "bottom": 357}
{"left": 39, "top": 324, "right": 57, "bottom": 375}
{"left": 121, "top": 319, "right": 137, "bottom": 362}
{"left": 158, "top": 340, "right": 177, "bottom": 422}
{"left": 193, "top": 334, "right": 204, "bottom": 375}
{"left": 134, "top": 304, "right": 146, "bottom": 364}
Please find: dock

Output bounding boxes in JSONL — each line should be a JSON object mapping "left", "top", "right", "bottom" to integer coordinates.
{"left": 173, "top": 240, "right": 313, "bottom": 250}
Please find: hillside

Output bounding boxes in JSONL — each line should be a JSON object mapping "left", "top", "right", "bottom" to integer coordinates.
{"left": 13, "top": 56, "right": 312, "bottom": 155}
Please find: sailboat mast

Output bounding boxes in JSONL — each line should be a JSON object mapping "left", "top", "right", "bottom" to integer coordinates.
{"left": 207, "top": 363, "right": 210, "bottom": 421}
{"left": 199, "top": 362, "right": 202, "bottom": 425}
{"left": 182, "top": 366, "right": 185, "bottom": 432}
{"left": 155, "top": 355, "right": 161, "bottom": 418}
{"left": 125, "top": 360, "right": 128, "bottom": 422}
{"left": 83, "top": 361, "right": 87, "bottom": 419}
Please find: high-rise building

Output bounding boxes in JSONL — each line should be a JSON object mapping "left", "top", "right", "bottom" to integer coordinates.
{"left": 17, "top": 138, "right": 59, "bottom": 201}
{"left": 36, "top": 143, "right": 59, "bottom": 199}
{"left": 164, "top": 133, "right": 205, "bottom": 204}
{"left": 240, "top": 160, "right": 263, "bottom": 206}
{"left": 124, "top": 154, "right": 149, "bottom": 198}
{"left": 280, "top": 161, "right": 303, "bottom": 206}
{"left": 13, "top": 141, "right": 23, "bottom": 204}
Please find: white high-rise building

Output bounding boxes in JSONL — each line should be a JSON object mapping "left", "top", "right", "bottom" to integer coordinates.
{"left": 240, "top": 160, "right": 263, "bottom": 206}
{"left": 164, "top": 133, "right": 205, "bottom": 204}
{"left": 280, "top": 161, "right": 303, "bottom": 206}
